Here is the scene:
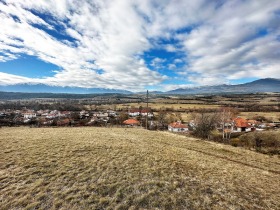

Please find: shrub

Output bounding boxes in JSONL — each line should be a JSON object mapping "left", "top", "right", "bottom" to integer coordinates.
{"left": 252, "top": 115, "right": 267, "bottom": 122}
{"left": 229, "top": 138, "right": 241, "bottom": 147}
{"left": 210, "top": 130, "right": 223, "bottom": 142}
{"left": 239, "top": 131, "right": 280, "bottom": 154}
{"left": 229, "top": 132, "right": 243, "bottom": 138}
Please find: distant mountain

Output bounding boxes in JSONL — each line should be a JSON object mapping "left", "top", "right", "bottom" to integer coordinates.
{"left": 0, "top": 78, "right": 279, "bottom": 96}
{"left": 0, "top": 83, "right": 131, "bottom": 94}
{"left": 167, "top": 78, "right": 280, "bottom": 94}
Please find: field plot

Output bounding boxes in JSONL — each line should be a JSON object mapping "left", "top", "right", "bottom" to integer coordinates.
{"left": 117, "top": 102, "right": 220, "bottom": 110}
{"left": 1, "top": 127, "right": 279, "bottom": 209}
{"left": 238, "top": 112, "right": 280, "bottom": 121}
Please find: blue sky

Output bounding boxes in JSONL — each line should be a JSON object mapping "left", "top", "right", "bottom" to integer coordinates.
{"left": 0, "top": 0, "right": 280, "bottom": 91}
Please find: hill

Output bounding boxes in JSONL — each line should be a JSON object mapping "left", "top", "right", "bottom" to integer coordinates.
{"left": 1, "top": 127, "right": 279, "bottom": 209}
{"left": 167, "top": 78, "right": 280, "bottom": 94}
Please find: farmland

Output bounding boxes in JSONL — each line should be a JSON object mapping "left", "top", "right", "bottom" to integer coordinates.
{"left": 1, "top": 127, "right": 279, "bottom": 209}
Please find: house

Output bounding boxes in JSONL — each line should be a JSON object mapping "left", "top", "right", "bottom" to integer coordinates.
{"left": 107, "top": 110, "right": 117, "bottom": 117}
{"left": 128, "top": 108, "right": 153, "bottom": 117}
{"left": 80, "top": 110, "right": 90, "bottom": 118}
{"left": 59, "top": 111, "right": 71, "bottom": 117}
{"left": 46, "top": 114, "right": 56, "bottom": 119}
{"left": 23, "top": 112, "right": 36, "bottom": 119}
{"left": 247, "top": 120, "right": 259, "bottom": 127}
{"left": 140, "top": 109, "right": 154, "bottom": 117}
{"left": 123, "top": 119, "right": 140, "bottom": 126}
{"left": 233, "top": 117, "right": 252, "bottom": 132}
{"left": 92, "top": 112, "right": 109, "bottom": 118}
{"left": 128, "top": 109, "right": 140, "bottom": 117}
{"left": 57, "top": 118, "right": 70, "bottom": 126}
{"left": 168, "top": 122, "right": 188, "bottom": 132}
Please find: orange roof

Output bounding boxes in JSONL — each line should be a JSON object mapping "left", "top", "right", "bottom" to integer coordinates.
{"left": 123, "top": 119, "right": 140, "bottom": 125}
{"left": 234, "top": 117, "right": 250, "bottom": 128}
{"left": 169, "top": 122, "right": 188, "bottom": 128}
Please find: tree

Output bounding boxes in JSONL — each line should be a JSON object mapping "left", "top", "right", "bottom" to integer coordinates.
{"left": 220, "top": 107, "right": 239, "bottom": 141}
{"left": 192, "top": 112, "right": 220, "bottom": 139}
{"left": 118, "top": 112, "right": 129, "bottom": 125}
{"left": 157, "top": 110, "right": 168, "bottom": 129}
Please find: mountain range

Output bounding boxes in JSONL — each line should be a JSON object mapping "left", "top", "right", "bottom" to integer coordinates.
{"left": 0, "top": 78, "right": 279, "bottom": 95}
{"left": 166, "top": 78, "right": 280, "bottom": 94}
{"left": 0, "top": 84, "right": 131, "bottom": 94}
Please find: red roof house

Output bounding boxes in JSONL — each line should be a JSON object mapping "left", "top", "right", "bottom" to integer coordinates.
{"left": 123, "top": 119, "right": 140, "bottom": 126}
{"left": 168, "top": 122, "right": 188, "bottom": 132}
{"left": 233, "top": 117, "right": 251, "bottom": 132}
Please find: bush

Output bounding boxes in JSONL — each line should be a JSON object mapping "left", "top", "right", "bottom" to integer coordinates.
{"left": 230, "top": 138, "right": 241, "bottom": 147}
{"left": 229, "top": 132, "right": 243, "bottom": 138}
{"left": 210, "top": 130, "right": 223, "bottom": 142}
{"left": 252, "top": 115, "right": 267, "bottom": 122}
{"left": 239, "top": 131, "right": 280, "bottom": 154}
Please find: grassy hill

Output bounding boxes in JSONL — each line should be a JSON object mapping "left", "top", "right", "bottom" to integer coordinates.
{"left": 1, "top": 127, "right": 279, "bottom": 209}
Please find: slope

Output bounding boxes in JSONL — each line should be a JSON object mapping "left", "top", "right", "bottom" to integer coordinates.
{"left": 0, "top": 127, "right": 279, "bottom": 209}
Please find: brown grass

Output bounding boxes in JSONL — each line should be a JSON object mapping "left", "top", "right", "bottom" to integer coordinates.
{"left": 239, "top": 112, "right": 280, "bottom": 121}
{"left": 1, "top": 127, "right": 279, "bottom": 209}
{"left": 117, "top": 102, "right": 220, "bottom": 110}
{"left": 180, "top": 112, "right": 280, "bottom": 122}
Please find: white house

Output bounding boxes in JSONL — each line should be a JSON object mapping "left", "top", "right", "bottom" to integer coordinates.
{"left": 128, "top": 108, "right": 153, "bottom": 117}
{"left": 128, "top": 109, "right": 140, "bottom": 117}
{"left": 23, "top": 112, "right": 36, "bottom": 119}
{"left": 168, "top": 122, "right": 188, "bottom": 132}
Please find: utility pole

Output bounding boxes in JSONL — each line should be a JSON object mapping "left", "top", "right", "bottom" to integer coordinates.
{"left": 146, "top": 90, "right": 149, "bottom": 129}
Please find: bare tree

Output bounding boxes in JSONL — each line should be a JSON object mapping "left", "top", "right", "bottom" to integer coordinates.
{"left": 220, "top": 107, "right": 239, "bottom": 141}
{"left": 192, "top": 112, "right": 220, "bottom": 139}
{"left": 157, "top": 110, "right": 168, "bottom": 130}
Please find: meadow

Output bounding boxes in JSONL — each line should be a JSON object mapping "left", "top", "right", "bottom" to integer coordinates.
{"left": 1, "top": 127, "right": 279, "bottom": 209}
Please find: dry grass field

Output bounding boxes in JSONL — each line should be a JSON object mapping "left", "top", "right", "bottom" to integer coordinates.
{"left": 179, "top": 112, "right": 280, "bottom": 122}
{"left": 1, "top": 127, "right": 279, "bottom": 210}
{"left": 238, "top": 112, "right": 280, "bottom": 122}
{"left": 117, "top": 103, "right": 220, "bottom": 110}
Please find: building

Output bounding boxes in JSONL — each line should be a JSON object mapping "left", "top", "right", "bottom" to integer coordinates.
{"left": 128, "top": 108, "right": 153, "bottom": 117}
{"left": 123, "top": 119, "right": 140, "bottom": 126}
{"left": 168, "top": 122, "right": 188, "bottom": 132}
{"left": 233, "top": 117, "right": 252, "bottom": 132}
{"left": 23, "top": 112, "right": 36, "bottom": 119}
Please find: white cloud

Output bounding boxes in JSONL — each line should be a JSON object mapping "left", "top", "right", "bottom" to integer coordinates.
{"left": 150, "top": 57, "right": 166, "bottom": 69}
{"left": 0, "top": 0, "right": 164, "bottom": 91}
{"left": 174, "top": 59, "right": 183, "bottom": 64}
{"left": 0, "top": 0, "right": 279, "bottom": 91}
{"left": 162, "top": 84, "right": 195, "bottom": 92}
{"left": 168, "top": 63, "right": 176, "bottom": 70}
{"left": 165, "top": 44, "right": 177, "bottom": 52}
{"left": 182, "top": 0, "right": 280, "bottom": 82}
{"left": 0, "top": 72, "right": 36, "bottom": 85}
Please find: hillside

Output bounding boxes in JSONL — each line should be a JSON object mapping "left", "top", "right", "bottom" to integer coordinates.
{"left": 1, "top": 127, "right": 279, "bottom": 209}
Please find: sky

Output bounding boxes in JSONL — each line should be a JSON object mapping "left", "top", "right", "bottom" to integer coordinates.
{"left": 0, "top": 0, "right": 280, "bottom": 92}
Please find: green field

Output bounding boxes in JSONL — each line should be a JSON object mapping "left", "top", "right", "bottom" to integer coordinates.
{"left": 1, "top": 127, "right": 279, "bottom": 209}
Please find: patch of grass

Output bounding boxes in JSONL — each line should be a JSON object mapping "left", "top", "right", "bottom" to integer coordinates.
{"left": 0, "top": 127, "right": 279, "bottom": 209}
{"left": 239, "top": 112, "right": 280, "bottom": 121}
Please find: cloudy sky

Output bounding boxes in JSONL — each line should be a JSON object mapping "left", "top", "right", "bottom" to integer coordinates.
{"left": 0, "top": 0, "right": 280, "bottom": 91}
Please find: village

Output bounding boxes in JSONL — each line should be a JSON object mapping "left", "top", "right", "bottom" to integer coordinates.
{"left": 1, "top": 106, "right": 279, "bottom": 134}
